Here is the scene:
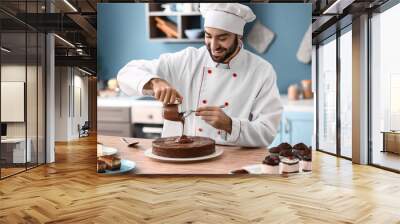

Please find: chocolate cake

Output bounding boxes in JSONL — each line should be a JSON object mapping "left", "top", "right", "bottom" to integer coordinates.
{"left": 152, "top": 136, "right": 215, "bottom": 158}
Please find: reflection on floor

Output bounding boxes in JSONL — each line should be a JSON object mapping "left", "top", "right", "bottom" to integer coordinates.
{"left": 0, "top": 135, "right": 400, "bottom": 223}
{"left": 1, "top": 167, "right": 25, "bottom": 178}
{"left": 373, "top": 150, "right": 400, "bottom": 171}
{"left": 0, "top": 161, "right": 44, "bottom": 178}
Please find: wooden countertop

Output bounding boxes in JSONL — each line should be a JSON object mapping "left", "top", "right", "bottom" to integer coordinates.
{"left": 98, "top": 135, "right": 268, "bottom": 175}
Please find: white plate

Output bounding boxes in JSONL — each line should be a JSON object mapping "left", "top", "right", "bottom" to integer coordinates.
{"left": 102, "top": 160, "right": 136, "bottom": 174}
{"left": 97, "top": 144, "right": 118, "bottom": 157}
{"left": 144, "top": 148, "right": 224, "bottom": 162}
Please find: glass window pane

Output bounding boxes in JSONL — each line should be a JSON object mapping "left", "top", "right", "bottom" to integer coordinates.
{"left": 1, "top": 30, "right": 27, "bottom": 177}
{"left": 318, "top": 36, "right": 337, "bottom": 154}
{"left": 340, "top": 28, "right": 352, "bottom": 158}
{"left": 371, "top": 3, "right": 400, "bottom": 171}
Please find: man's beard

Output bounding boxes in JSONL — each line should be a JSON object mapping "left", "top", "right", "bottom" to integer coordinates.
{"left": 207, "top": 38, "right": 239, "bottom": 63}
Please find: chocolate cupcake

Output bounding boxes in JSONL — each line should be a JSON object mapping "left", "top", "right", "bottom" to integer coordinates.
{"left": 293, "top": 143, "right": 308, "bottom": 151}
{"left": 293, "top": 143, "right": 309, "bottom": 159}
{"left": 278, "top": 142, "right": 292, "bottom": 151}
{"left": 263, "top": 155, "right": 280, "bottom": 166}
{"left": 262, "top": 155, "right": 280, "bottom": 174}
{"left": 268, "top": 146, "right": 281, "bottom": 157}
{"left": 301, "top": 148, "right": 312, "bottom": 172}
{"left": 279, "top": 148, "right": 294, "bottom": 158}
{"left": 278, "top": 149, "right": 299, "bottom": 173}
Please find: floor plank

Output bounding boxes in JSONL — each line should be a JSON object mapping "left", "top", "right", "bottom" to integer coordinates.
{"left": 0, "top": 135, "right": 400, "bottom": 223}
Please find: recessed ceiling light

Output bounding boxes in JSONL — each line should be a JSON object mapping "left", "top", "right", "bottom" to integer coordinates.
{"left": 1, "top": 47, "right": 11, "bottom": 53}
{"left": 63, "top": 0, "right": 78, "bottom": 12}
{"left": 323, "top": 0, "right": 354, "bottom": 15}
{"left": 78, "top": 67, "right": 92, "bottom": 76}
{"left": 54, "top": 34, "right": 75, "bottom": 48}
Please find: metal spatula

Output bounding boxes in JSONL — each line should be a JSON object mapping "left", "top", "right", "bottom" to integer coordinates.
{"left": 182, "top": 104, "right": 226, "bottom": 118}
{"left": 121, "top": 138, "right": 139, "bottom": 147}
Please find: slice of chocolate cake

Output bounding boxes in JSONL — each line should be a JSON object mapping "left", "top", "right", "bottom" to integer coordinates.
{"left": 97, "top": 160, "right": 107, "bottom": 173}
{"left": 98, "top": 155, "right": 121, "bottom": 171}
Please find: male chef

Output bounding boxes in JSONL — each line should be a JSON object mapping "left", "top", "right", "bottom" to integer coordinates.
{"left": 117, "top": 3, "right": 283, "bottom": 147}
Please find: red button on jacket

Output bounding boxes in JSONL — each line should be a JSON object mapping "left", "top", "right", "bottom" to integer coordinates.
{"left": 208, "top": 69, "right": 212, "bottom": 74}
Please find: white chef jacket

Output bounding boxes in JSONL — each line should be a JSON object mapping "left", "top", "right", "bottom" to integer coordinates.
{"left": 117, "top": 46, "right": 283, "bottom": 147}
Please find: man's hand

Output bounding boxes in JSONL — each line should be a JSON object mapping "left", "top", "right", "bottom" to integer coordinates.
{"left": 195, "top": 106, "right": 232, "bottom": 134}
{"left": 144, "top": 78, "right": 183, "bottom": 104}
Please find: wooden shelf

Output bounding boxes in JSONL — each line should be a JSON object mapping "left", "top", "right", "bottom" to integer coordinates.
{"left": 149, "top": 11, "right": 202, "bottom": 16}
{"left": 146, "top": 3, "right": 203, "bottom": 43}
{"left": 149, "top": 38, "right": 204, "bottom": 43}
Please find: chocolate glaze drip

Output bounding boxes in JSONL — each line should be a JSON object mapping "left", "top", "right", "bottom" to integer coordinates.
{"left": 162, "top": 104, "right": 193, "bottom": 144}
{"left": 174, "top": 134, "right": 194, "bottom": 143}
{"left": 179, "top": 112, "right": 185, "bottom": 137}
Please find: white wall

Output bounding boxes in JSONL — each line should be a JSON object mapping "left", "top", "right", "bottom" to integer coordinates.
{"left": 54, "top": 67, "right": 89, "bottom": 141}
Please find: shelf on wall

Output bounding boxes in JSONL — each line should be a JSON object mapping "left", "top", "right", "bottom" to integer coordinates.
{"left": 147, "top": 3, "right": 204, "bottom": 43}
{"left": 149, "top": 11, "right": 202, "bottom": 16}
{"left": 149, "top": 38, "right": 204, "bottom": 43}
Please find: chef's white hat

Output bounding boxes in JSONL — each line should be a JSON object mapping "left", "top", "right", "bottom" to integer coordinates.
{"left": 200, "top": 3, "right": 256, "bottom": 36}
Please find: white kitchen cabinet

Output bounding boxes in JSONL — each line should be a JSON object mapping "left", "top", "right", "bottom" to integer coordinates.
{"left": 97, "top": 96, "right": 164, "bottom": 138}
{"left": 97, "top": 106, "right": 132, "bottom": 137}
{"left": 270, "top": 96, "right": 314, "bottom": 147}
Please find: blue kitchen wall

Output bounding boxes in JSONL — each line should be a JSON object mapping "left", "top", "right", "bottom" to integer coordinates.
{"left": 98, "top": 3, "right": 311, "bottom": 94}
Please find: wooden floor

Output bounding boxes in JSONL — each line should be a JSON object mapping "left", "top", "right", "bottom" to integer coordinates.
{"left": 372, "top": 150, "right": 400, "bottom": 171}
{"left": 1, "top": 135, "right": 400, "bottom": 223}
{"left": 1, "top": 167, "right": 26, "bottom": 178}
